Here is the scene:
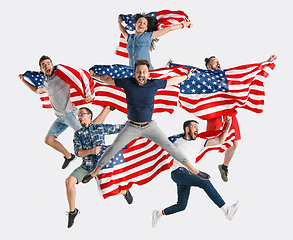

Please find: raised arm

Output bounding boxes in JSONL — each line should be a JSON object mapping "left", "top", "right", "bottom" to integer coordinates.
{"left": 205, "top": 116, "right": 232, "bottom": 147}
{"left": 92, "top": 106, "right": 112, "bottom": 125}
{"left": 166, "top": 69, "right": 193, "bottom": 87}
{"left": 261, "top": 55, "right": 277, "bottom": 64}
{"left": 118, "top": 17, "right": 128, "bottom": 39}
{"left": 151, "top": 22, "right": 193, "bottom": 39}
{"left": 89, "top": 70, "right": 115, "bottom": 86}
{"left": 19, "top": 74, "right": 43, "bottom": 94}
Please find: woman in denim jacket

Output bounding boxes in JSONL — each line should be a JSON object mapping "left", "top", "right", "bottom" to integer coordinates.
{"left": 118, "top": 13, "right": 193, "bottom": 70}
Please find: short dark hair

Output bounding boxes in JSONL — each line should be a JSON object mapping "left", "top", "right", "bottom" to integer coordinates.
{"left": 204, "top": 56, "right": 216, "bottom": 68}
{"left": 183, "top": 120, "right": 199, "bottom": 133}
{"left": 39, "top": 55, "right": 52, "bottom": 67}
{"left": 134, "top": 59, "right": 150, "bottom": 70}
{"left": 79, "top": 107, "right": 93, "bottom": 120}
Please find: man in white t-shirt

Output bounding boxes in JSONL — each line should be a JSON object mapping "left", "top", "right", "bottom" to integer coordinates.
{"left": 152, "top": 117, "right": 240, "bottom": 228}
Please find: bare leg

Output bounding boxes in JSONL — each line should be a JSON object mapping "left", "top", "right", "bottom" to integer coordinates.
{"left": 65, "top": 176, "right": 78, "bottom": 212}
{"left": 45, "top": 135, "right": 71, "bottom": 159}
{"left": 223, "top": 140, "right": 238, "bottom": 167}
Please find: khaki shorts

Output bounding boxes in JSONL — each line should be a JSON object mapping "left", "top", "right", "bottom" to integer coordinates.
{"left": 70, "top": 166, "right": 92, "bottom": 184}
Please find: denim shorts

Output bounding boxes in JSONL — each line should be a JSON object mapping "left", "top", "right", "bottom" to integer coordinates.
{"left": 47, "top": 109, "right": 81, "bottom": 138}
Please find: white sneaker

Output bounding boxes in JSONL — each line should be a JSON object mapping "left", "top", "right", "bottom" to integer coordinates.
{"left": 152, "top": 210, "right": 161, "bottom": 228}
{"left": 225, "top": 200, "right": 241, "bottom": 221}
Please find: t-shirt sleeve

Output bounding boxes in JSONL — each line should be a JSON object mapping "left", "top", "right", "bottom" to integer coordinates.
{"left": 114, "top": 78, "right": 128, "bottom": 89}
{"left": 154, "top": 79, "right": 167, "bottom": 89}
{"left": 198, "top": 138, "right": 208, "bottom": 149}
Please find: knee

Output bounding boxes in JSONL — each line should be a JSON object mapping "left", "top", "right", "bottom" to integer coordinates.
{"left": 65, "top": 176, "right": 77, "bottom": 188}
{"left": 176, "top": 202, "right": 188, "bottom": 212}
{"left": 44, "top": 135, "right": 56, "bottom": 146}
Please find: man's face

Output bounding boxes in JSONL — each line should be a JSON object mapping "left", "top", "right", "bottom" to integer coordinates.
{"left": 133, "top": 64, "right": 150, "bottom": 86}
{"left": 78, "top": 109, "right": 91, "bottom": 127}
{"left": 186, "top": 122, "right": 199, "bottom": 140}
{"left": 207, "top": 58, "right": 221, "bottom": 70}
{"left": 40, "top": 59, "right": 54, "bottom": 78}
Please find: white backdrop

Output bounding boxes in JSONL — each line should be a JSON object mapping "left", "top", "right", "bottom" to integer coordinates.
{"left": 1, "top": 0, "right": 292, "bottom": 239}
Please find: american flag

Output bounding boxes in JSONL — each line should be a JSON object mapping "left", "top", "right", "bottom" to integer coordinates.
{"left": 90, "top": 64, "right": 185, "bottom": 114}
{"left": 170, "top": 61, "right": 276, "bottom": 120}
{"left": 95, "top": 124, "right": 235, "bottom": 199}
{"left": 23, "top": 64, "right": 95, "bottom": 108}
{"left": 95, "top": 137, "right": 174, "bottom": 199}
{"left": 115, "top": 10, "right": 190, "bottom": 58}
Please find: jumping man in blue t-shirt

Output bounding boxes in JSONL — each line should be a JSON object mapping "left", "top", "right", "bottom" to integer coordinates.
{"left": 82, "top": 59, "right": 210, "bottom": 184}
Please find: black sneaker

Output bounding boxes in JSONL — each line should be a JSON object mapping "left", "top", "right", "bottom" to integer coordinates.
{"left": 123, "top": 189, "right": 133, "bottom": 204}
{"left": 218, "top": 164, "right": 228, "bottom": 182}
{"left": 62, "top": 153, "right": 76, "bottom": 169}
{"left": 67, "top": 208, "right": 80, "bottom": 228}
{"left": 190, "top": 171, "right": 210, "bottom": 180}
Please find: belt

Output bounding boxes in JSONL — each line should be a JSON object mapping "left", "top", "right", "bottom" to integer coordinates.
{"left": 129, "top": 120, "right": 150, "bottom": 127}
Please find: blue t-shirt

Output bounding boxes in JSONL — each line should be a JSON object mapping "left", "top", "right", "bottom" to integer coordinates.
{"left": 115, "top": 77, "right": 167, "bottom": 122}
{"left": 127, "top": 32, "right": 154, "bottom": 70}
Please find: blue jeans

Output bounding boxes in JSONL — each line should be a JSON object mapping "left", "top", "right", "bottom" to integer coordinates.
{"left": 47, "top": 110, "right": 81, "bottom": 138}
{"left": 163, "top": 167, "right": 225, "bottom": 215}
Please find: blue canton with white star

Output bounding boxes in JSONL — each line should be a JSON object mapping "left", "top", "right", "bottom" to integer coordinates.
{"left": 96, "top": 145, "right": 128, "bottom": 170}
{"left": 89, "top": 64, "right": 134, "bottom": 79}
{"left": 170, "top": 62, "right": 229, "bottom": 94}
{"left": 23, "top": 65, "right": 58, "bottom": 87}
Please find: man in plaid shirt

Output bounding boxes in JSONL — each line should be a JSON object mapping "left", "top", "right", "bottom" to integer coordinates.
{"left": 65, "top": 106, "right": 133, "bottom": 229}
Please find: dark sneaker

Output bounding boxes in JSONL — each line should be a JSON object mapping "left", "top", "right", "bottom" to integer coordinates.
{"left": 218, "top": 164, "right": 228, "bottom": 182}
{"left": 62, "top": 154, "right": 76, "bottom": 169}
{"left": 123, "top": 189, "right": 133, "bottom": 204}
{"left": 82, "top": 173, "right": 94, "bottom": 184}
{"left": 67, "top": 208, "right": 80, "bottom": 228}
{"left": 190, "top": 171, "right": 210, "bottom": 180}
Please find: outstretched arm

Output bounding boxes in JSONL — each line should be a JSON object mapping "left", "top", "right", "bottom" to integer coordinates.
{"left": 151, "top": 22, "right": 193, "bottom": 39}
{"left": 261, "top": 55, "right": 277, "bottom": 64}
{"left": 166, "top": 69, "right": 193, "bottom": 87}
{"left": 19, "top": 74, "right": 43, "bottom": 94}
{"left": 118, "top": 17, "right": 128, "bottom": 39}
{"left": 205, "top": 116, "right": 232, "bottom": 147}
{"left": 89, "top": 70, "right": 115, "bottom": 86}
{"left": 92, "top": 106, "right": 112, "bottom": 125}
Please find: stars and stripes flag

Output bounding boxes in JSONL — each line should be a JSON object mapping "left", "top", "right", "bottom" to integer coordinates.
{"left": 23, "top": 64, "right": 95, "bottom": 108}
{"left": 170, "top": 61, "right": 276, "bottom": 120}
{"left": 115, "top": 10, "right": 190, "bottom": 58}
{"left": 96, "top": 123, "right": 235, "bottom": 199}
{"left": 90, "top": 64, "right": 185, "bottom": 114}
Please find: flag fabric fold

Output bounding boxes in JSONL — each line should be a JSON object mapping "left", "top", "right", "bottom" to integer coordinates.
{"left": 95, "top": 124, "right": 235, "bottom": 199}
{"left": 170, "top": 61, "right": 276, "bottom": 120}
{"left": 115, "top": 10, "right": 190, "bottom": 58}
{"left": 23, "top": 64, "right": 95, "bottom": 108}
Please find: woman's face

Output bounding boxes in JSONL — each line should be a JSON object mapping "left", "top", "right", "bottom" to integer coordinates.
{"left": 134, "top": 17, "right": 148, "bottom": 34}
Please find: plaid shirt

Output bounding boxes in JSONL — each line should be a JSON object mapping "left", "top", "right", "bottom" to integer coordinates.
{"left": 73, "top": 123, "right": 125, "bottom": 170}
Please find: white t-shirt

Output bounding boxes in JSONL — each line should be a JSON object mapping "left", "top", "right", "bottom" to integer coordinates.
{"left": 171, "top": 137, "right": 207, "bottom": 171}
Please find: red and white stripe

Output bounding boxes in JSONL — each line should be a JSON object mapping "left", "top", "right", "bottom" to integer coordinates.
{"left": 179, "top": 61, "right": 276, "bottom": 120}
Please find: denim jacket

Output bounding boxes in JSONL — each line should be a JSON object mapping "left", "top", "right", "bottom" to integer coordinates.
{"left": 127, "top": 32, "right": 154, "bottom": 70}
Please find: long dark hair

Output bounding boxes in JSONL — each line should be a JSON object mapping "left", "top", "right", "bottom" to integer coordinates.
{"left": 133, "top": 13, "right": 159, "bottom": 51}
